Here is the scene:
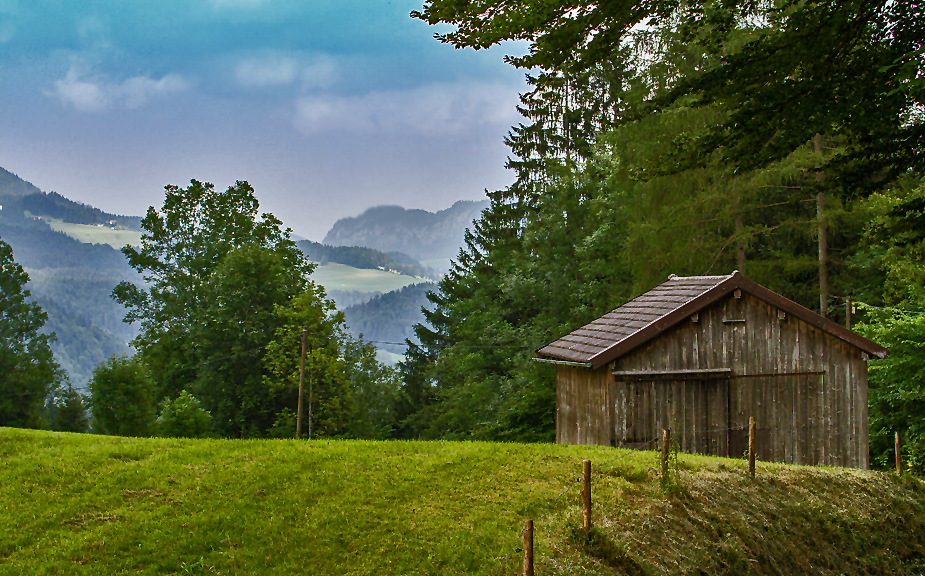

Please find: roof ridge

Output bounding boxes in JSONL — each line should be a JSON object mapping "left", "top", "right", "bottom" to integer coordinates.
{"left": 599, "top": 274, "right": 729, "bottom": 352}
{"left": 667, "top": 273, "right": 735, "bottom": 280}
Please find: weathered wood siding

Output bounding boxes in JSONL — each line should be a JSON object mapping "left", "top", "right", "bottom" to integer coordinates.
{"left": 555, "top": 365, "right": 612, "bottom": 446}
{"left": 558, "top": 292, "right": 869, "bottom": 468}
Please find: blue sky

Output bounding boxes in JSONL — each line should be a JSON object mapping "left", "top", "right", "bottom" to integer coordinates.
{"left": 0, "top": 0, "right": 527, "bottom": 239}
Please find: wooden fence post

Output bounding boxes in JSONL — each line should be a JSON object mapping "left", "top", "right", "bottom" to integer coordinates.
{"left": 896, "top": 431, "right": 902, "bottom": 475}
{"left": 748, "top": 416, "right": 756, "bottom": 479}
{"left": 523, "top": 519, "right": 534, "bottom": 576}
{"left": 582, "top": 460, "right": 591, "bottom": 533}
{"left": 661, "top": 429, "right": 670, "bottom": 482}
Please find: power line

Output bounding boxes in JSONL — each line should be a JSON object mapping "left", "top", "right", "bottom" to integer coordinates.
{"left": 855, "top": 303, "right": 925, "bottom": 316}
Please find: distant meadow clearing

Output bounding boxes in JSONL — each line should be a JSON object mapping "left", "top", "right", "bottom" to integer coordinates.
{"left": 45, "top": 218, "right": 143, "bottom": 250}
{"left": 310, "top": 262, "right": 427, "bottom": 294}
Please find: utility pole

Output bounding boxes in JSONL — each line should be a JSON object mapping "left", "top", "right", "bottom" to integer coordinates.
{"left": 308, "top": 339, "right": 313, "bottom": 439}
{"left": 846, "top": 293, "right": 852, "bottom": 330}
{"left": 736, "top": 209, "right": 747, "bottom": 276}
{"left": 815, "top": 133, "right": 829, "bottom": 316}
{"left": 296, "top": 327, "right": 307, "bottom": 439}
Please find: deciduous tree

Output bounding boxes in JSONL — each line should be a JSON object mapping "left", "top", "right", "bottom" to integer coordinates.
{"left": 0, "top": 238, "right": 60, "bottom": 429}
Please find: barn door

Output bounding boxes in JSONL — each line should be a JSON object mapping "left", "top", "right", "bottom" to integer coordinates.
{"left": 616, "top": 377, "right": 731, "bottom": 457}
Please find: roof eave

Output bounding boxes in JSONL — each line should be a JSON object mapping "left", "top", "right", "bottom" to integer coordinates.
{"left": 736, "top": 277, "right": 888, "bottom": 359}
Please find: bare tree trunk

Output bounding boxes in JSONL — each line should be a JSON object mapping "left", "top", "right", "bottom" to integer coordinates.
{"left": 815, "top": 133, "right": 828, "bottom": 316}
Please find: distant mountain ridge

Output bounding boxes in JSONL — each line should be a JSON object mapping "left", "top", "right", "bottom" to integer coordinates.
{"left": 322, "top": 200, "right": 488, "bottom": 267}
{"left": 0, "top": 167, "right": 43, "bottom": 197}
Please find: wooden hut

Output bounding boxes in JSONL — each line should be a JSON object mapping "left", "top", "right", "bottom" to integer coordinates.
{"left": 536, "top": 272, "right": 887, "bottom": 469}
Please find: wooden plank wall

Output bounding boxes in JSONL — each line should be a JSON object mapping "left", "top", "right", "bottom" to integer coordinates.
{"left": 555, "top": 365, "right": 611, "bottom": 446}
{"left": 613, "top": 379, "right": 729, "bottom": 455}
{"left": 563, "top": 292, "right": 870, "bottom": 468}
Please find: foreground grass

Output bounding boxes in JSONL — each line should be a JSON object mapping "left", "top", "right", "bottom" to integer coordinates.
{"left": 2, "top": 429, "right": 924, "bottom": 575}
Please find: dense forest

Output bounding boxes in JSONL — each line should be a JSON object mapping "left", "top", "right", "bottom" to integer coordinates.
{"left": 393, "top": 0, "right": 925, "bottom": 467}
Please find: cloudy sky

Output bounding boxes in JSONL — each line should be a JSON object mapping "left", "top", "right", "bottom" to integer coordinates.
{"left": 0, "top": 0, "right": 527, "bottom": 239}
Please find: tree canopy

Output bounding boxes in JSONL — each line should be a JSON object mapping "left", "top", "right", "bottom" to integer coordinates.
{"left": 415, "top": 0, "right": 925, "bottom": 185}
{"left": 0, "top": 237, "right": 61, "bottom": 428}
{"left": 111, "top": 180, "right": 399, "bottom": 439}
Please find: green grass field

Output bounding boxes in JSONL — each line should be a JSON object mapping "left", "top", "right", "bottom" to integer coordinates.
{"left": 45, "top": 218, "right": 142, "bottom": 249}
{"left": 3, "top": 429, "right": 924, "bottom": 575}
{"left": 374, "top": 349, "right": 405, "bottom": 366}
{"left": 311, "top": 262, "right": 426, "bottom": 294}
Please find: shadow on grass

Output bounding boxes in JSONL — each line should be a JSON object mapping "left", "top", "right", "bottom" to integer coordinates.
{"left": 568, "top": 525, "right": 651, "bottom": 575}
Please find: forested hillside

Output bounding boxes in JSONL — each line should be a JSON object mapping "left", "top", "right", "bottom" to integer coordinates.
{"left": 0, "top": 171, "right": 140, "bottom": 386}
{"left": 342, "top": 283, "right": 433, "bottom": 354}
{"left": 322, "top": 200, "right": 488, "bottom": 270}
{"left": 2, "top": 191, "right": 141, "bottom": 230}
{"left": 398, "top": 0, "right": 925, "bottom": 461}
{"left": 0, "top": 166, "right": 42, "bottom": 197}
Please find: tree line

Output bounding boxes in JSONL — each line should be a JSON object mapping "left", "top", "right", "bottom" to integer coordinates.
{"left": 297, "top": 240, "right": 436, "bottom": 279}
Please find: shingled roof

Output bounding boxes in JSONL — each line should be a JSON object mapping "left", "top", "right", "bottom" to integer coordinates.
{"left": 536, "top": 272, "right": 888, "bottom": 370}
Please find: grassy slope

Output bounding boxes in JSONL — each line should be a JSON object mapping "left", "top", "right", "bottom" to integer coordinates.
{"left": 44, "top": 218, "right": 143, "bottom": 250}
{"left": 3, "top": 429, "right": 925, "bottom": 575}
{"left": 37, "top": 224, "right": 420, "bottom": 296}
{"left": 310, "top": 262, "right": 423, "bottom": 294}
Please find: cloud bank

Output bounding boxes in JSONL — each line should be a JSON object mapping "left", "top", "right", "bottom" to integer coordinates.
{"left": 48, "top": 67, "right": 188, "bottom": 113}
{"left": 234, "top": 52, "right": 337, "bottom": 89}
{"left": 293, "top": 81, "right": 521, "bottom": 136}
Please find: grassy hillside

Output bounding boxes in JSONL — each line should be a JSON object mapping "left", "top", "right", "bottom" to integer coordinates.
{"left": 45, "top": 218, "right": 142, "bottom": 249}
{"left": 311, "top": 262, "right": 424, "bottom": 295}
{"left": 3, "top": 429, "right": 925, "bottom": 575}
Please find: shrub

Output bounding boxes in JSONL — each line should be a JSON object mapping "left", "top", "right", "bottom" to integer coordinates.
{"left": 87, "top": 354, "right": 156, "bottom": 436}
{"left": 157, "top": 391, "right": 213, "bottom": 438}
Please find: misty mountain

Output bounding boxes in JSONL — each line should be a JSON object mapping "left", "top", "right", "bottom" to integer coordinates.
{"left": 0, "top": 167, "right": 140, "bottom": 387}
{"left": 342, "top": 283, "right": 434, "bottom": 355}
{"left": 0, "top": 167, "right": 43, "bottom": 197}
{"left": 322, "top": 200, "right": 488, "bottom": 269}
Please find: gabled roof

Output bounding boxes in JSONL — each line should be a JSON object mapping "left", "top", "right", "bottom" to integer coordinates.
{"left": 536, "top": 271, "right": 888, "bottom": 370}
